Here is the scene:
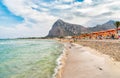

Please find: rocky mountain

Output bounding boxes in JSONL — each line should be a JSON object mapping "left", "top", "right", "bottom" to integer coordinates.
{"left": 47, "top": 19, "right": 88, "bottom": 37}
{"left": 89, "top": 20, "right": 116, "bottom": 32}
{"left": 47, "top": 19, "right": 116, "bottom": 37}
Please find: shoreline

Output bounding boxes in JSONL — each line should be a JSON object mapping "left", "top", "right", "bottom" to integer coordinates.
{"left": 61, "top": 42, "right": 120, "bottom": 78}
{"left": 53, "top": 39, "right": 120, "bottom": 78}
{"left": 52, "top": 42, "right": 69, "bottom": 78}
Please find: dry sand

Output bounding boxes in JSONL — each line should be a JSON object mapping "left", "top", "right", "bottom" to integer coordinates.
{"left": 76, "top": 40, "right": 120, "bottom": 61}
{"left": 62, "top": 42, "right": 120, "bottom": 78}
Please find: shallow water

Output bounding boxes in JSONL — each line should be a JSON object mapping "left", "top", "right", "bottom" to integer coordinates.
{"left": 0, "top": 39, "right": 63, "bottom": 78}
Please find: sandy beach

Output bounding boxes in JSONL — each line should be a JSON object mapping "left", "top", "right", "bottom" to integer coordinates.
{"left": 76, "top": 40, "right": 120, "bottom": 61}
{"left": 60, "top": 40, "right": 120, "bottom": 78}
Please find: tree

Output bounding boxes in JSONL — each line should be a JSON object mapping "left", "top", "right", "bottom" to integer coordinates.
{"left": 114, "top": 21, "right": 120, "bottom": 34}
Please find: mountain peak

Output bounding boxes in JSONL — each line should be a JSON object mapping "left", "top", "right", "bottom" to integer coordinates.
{"left": 47, "top": 19, "right": 87, "bottom": 37}
{"left": 106, "top": 20, "right": 115, "bottom": 24}
{"left": 53, "top": 19, "right": 65, "bottom": 27}
{"left": 56, "top": 19, "right": 63, "bottom": 21}
{"left": 55, "top": 19, "right": 64, "bottom": 23}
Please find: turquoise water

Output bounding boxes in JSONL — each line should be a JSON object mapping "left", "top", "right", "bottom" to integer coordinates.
{"left": 0, "top": 39, "right": 63, "bottom": 78}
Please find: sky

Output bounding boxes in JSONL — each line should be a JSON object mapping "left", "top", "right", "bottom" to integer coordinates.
{"left": 0, "top": 0, "right": 120, "bottom": 38}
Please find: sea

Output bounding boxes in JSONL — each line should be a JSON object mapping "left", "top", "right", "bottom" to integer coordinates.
{"left": 0, "top": 39, "right": 64, "bottom": 78}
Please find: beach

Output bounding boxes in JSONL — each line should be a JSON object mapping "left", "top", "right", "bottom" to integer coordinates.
{"left": 59, "top": 40, "right": 120, "bottom": 78}
{"left": 1, "top": 39, "right": 120, "bottom": 78}
{"left": 76, "top": 40, "right": 120, "bottom": 61}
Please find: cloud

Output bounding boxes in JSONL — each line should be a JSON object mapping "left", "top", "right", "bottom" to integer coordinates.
{"left": 0, "top": 0, "right": 120, "bottom": 38}
{"left": 84, "top": 0, "right": 92, "bottom": 4}
{"left": 1, "top": 0, "right": 57, "bottom": 38}
{"left": 60, "top": 0, "right": 74, "bottom": 2}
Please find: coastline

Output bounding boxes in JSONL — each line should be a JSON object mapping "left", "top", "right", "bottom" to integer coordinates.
{"left": 0, "top": 39, "right": 66, "bottom": 78}
{"left": 53, "top": 39, "right": 120, "bottom": 78}
{"left": 5, "top": 39, "right": 120, "bottom": 78}
{"left": 1, "top": 39, "right": 120, "bottom": 78}
{"left": 52, "top": 42, "right": 69, "bottom": 78}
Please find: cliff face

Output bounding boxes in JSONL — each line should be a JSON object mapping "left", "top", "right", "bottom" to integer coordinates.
{"left": 47, "top": 19, "right": 88, "bottom": 37}
{"left": 47, "top": 19, "right": 116, "bottom": 37}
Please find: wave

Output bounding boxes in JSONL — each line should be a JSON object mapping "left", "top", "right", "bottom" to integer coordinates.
{"left": 52, "top": 44, "right": 68, "bottom": 78}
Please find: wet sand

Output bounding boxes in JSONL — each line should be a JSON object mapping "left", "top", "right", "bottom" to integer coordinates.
{"left": 62, "top": 43, "right": 120, "bottom": 78}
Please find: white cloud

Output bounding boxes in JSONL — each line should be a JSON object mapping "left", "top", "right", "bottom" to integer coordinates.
{"left": 0, "top": 0, "right": 120, "bottom": 38}
{"left": 84, "top": 0, "right": 92, "bottom": 4}
{"left": 61, "top": 0, "right": 74, "bottom": 2}
{"left": 1, "top": 0, "right": 58, "bottom": 38}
